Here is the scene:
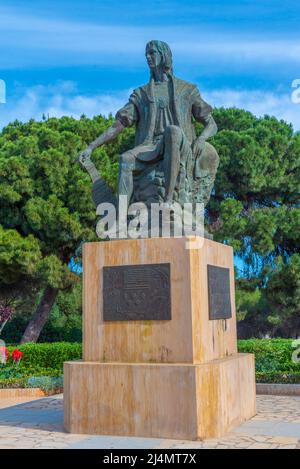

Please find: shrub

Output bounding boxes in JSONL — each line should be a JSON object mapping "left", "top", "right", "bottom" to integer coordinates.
{"left": 256, "top": 372, "right": 300, "bottom": 384}
{"left": 27, "top": 375, "right": 63, "bottom": 392}
{"left": 0, "top": 374, "right": 64, "bottom": 391}
{"left": 237, "top": 338, "right": 300, "bottom": 373}
{"left": 0, "top": 340, "right": 299, "bottom": 388}
{"left": 0, "top": 377, "right": 29, "bottom": 389}
{"left": 6, "top": 342, "right": 82, "bottom": 371}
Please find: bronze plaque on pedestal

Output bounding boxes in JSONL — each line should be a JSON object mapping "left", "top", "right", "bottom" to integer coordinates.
{"left": 103, "top": 263, "right": 171, "bottom": 321}
{"left": 207, "top": 264, "right": 232, "bottom": 320}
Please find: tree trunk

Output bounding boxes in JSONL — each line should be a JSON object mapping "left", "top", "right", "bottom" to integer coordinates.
{"left": 20, "top": 286, "right": 58, "bottom": 344}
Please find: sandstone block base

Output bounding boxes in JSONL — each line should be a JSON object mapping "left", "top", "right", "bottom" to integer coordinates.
{"left": 83, "top": 237, "right": 237, "bottom": 364}
{"left": 64, "top": 353, "right": 256, "bottom": 440}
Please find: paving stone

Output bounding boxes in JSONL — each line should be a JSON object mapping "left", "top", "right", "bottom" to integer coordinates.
{"left": 170, "top": 443, "right": 204, "bottom": 449}
{"left": 0, "top": 394, "right": 300, "bottom": 449}
{"left": 248, "top": 443, "right": 272, "bottom": 449}
{"left": 201, "top": 443, "right": 218, "bottom": 449}
{"left": 233, "top": 442, "right": 251, "bottom": 448}
{"left": 277, "top": 445, "right": 297, "bottom": 449}
{"left": 0, "top": 439, "right": 19, "bottom": 445}
{"left": 251, "top": 435, "right": 269, "bottom": 442}
{"left": 269, "top": 436, "right": 298, "bottom": 444}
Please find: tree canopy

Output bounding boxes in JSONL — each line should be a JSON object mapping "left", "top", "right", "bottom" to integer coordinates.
{"left": 0, "top": 108, "right": 299, "bottom": 340}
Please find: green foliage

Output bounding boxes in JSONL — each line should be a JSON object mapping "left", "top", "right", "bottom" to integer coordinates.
{"left": 0, "top": 115, "right": 105, "bottom": 291}
{"left": 6, "top": 342, "right": 82, "bottom": 370}
{"left": 0, "top": 109, "right": 299, "bottom": 338}
{"left": 203, "top": 108, "right": 300, "bottom": 336}
{"left": 255, "top": 372, "right": 300, "bottom": 384}
{"left": 0, "top": 377, "right": 29, "bottom": 389}
{"left": 236, "top": 285, "right": 264, "bottom": 322}
{"left": 26, "top": 375, "right": 63, "bottom": 392}
{"left": 0, "top": 226, "right": 41, "bottom": 284}
{"left": 0, "top": 365, "right": 61, "bottom": 381}
{"left": 207, "top": 110, "right": 299, "bottom": 261}
{"left": 266, "top": 255, "right": 300, "bottom": 327}
{"left": 1, "top": 284, "right": 82, "bottom": 343}
{"left": 0, "top": 115, "right": 107, "bottom": 340}
{"left": 1, "top": 311, "right": 35, "bottom": 343}
{"left": 36, "top": 255, "right": 77, "bottom": 289}
{"left": 238, "top": 338, "right": 300, "bottom": 383}
{"left": 0, "top": 372, "right": 63, "bottom": 390}
{"left": 237, "top": 339, "right": 300, "bottom": 372}
{"left": 0, "top": 340, "right": 298, "bottom": 387}
{"left": 39, "top": 306, "right": 82, "bottom": 342}
{"left": 0, "top": 342, "right": 79, "bottom": 389}
{"left": 217, "top": 198, "right": 247, "bottom": 251}
{"left": 0, "top": 367, "right": 23, "bottom": 381}
{"left": 38, "top": 283, "right": 82, "bottom": 342}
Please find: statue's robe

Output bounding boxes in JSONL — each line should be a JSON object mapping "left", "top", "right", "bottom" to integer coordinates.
{"left": 115, "top": 75, "right": 218, "bottom": 207}
{"left": 116, "top": 76, "right": 213, "bottom": 162}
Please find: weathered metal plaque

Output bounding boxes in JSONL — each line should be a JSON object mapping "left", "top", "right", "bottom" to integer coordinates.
{"left": 103, "top": 263, "right": 171, "bottom": 321}
{"left": 207, "top": 264, "right": 232, "bottom": 320}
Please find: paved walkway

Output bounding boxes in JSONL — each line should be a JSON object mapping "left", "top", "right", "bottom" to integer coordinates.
{"left": 0, "top": 395, "right": 299, "bottom": 449}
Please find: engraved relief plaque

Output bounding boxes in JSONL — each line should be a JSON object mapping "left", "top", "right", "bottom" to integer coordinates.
{"left": 103, "top": 263, "right": 171, "bottom": 321}
{"left": 207, "top": 264, "right": 232, "bottom": 320}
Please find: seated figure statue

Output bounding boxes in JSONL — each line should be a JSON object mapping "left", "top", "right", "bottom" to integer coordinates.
{"left": 79, "top": 40, "right": 219, "bottom": 232}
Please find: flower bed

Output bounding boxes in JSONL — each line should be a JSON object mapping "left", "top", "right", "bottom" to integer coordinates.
{"left": 0, "top": 342, "right": 80, "bottom": 391}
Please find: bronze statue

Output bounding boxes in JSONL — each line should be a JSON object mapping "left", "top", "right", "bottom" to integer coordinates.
{"left": 80, "top": 40, "right": 219, "bottom": 229}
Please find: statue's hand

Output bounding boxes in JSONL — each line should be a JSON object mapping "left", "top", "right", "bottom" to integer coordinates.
{"left": 192, "top": 136, "right": 206, "bottom": 156}
{"left": 79, "top": 147, "right": 93, "bottom": 166}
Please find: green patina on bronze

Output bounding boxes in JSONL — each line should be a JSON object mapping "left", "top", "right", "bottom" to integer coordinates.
{"left": 79, "top": 40, "right": 219, "bottom": 224}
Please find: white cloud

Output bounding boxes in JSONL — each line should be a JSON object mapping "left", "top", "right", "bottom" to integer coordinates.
{"left": 0, "top": 82, "right": 130, "bottom": 128}
{"left": 205, "top": 88, "right": 300, "bottom": 130}
{"left": 0, "top": 81, "right": 299, "bottom": 131}
{"left": 176, "top": 40, "right": 300, "bottom": 65}
{"left": 0, "top": 7, "right": 300, "bottom": 68}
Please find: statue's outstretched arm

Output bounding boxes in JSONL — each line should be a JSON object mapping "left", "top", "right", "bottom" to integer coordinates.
{"left": 191, "top": 87, "right": 218, "bottom": 154}
{"left": 79, "top": 119, "right": 125, "bottom": 166}
{"left": 193, "top": 114, "right": 218, "bottom": 155}
{"left": 199, "top": 114, "right": 218, "bottom": 140}
{"left": 89, "top": 119, "right": 125, "bottom": 151}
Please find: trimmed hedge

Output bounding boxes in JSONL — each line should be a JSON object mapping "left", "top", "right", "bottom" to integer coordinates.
{"left": 0, "top": 343, "right": 81, "bottom": 389}
{"left": 256, "top": 372, "right": 300, "bottom": 384}
{"left": 238, "top": 339, "right": 300, "bottom": 383}
{"left": 6, "top": 342, "right": 82, "bottom": 370}
{"left": 1, "top": 339, "right": 299, "bottom": 386}
{"left": 237, "top": 339, "right": 300, "bottom": 372}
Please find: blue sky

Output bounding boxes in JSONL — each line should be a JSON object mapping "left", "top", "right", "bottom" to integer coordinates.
{"left": 0, "top": 0, "right": 300, "bottom": 129}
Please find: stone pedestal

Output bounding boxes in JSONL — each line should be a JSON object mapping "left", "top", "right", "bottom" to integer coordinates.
{"left": 64, "top": 237, "right": 256, "bottom": 439}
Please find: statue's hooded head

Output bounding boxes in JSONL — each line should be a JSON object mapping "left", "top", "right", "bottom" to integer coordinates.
{"left": 145, "top": 40, "right": 173, "bottom": 78}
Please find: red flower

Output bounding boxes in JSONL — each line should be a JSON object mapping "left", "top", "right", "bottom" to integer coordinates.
{"left": 12, "top": 349, "right": 23, "bottom": 363}
{"left": 0, "top": 346, "right": 9, "bottom": 362}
